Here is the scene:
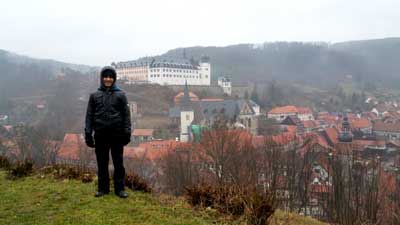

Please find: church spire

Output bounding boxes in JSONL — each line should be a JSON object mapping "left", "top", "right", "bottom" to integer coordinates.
{"left": 181, "top": 80, "right": 192, "bottom": 110}
{"left": 183, "top": 80, "right": 190, "bottom": 101}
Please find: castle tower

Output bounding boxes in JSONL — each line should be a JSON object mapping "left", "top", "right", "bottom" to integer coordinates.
{"left": 199, "top": 56, "right": 211, "bottom": 85}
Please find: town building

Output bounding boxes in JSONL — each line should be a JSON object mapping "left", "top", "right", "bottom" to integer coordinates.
{"left": 112, "top": 56, "right": 211, "bottom": 86}
{"left": 373, "top": 121, "right": 400, "bottom": 140}
{"left": 169, "top": 82, "right": 260, "bottom": 141}
{"left": 268, "top": 105, "right": 314, "bottom": 122}
{"left": 128, "top": 101, "right": 139, "bottom": 118}
{"left": 217, "top": 76, "right": 232, "bottom": 96}
{"left": 350, "top": 118, "right": 373, "bottom": 135}
{"left": 132, "top": 129, "right": 154, "bottom": 143}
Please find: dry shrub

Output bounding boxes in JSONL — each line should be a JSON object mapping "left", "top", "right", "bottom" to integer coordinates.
{"left": 244, "top": 192, "right": 275, "bottom": 225}
{"left": 184, "top": 184, "right": 216, "bottom": 207}
{"left": 185, "top": 185, "right": 245, "bottom": 215}
{"left": 0, "top": 155, "right": 11, "bottom": 169}
{"left": 7, "top": 160, "right": 33, "bottom": 179}
{"left": 185, "top": 184, "right": 275, "bottom": 225}
{"left": 81, "top": 173, "right": 93, "bottom": 183}
{"left": 214, "top": 185, "right": 245, "bottom": 216}
{"left": 40, "top": 165, "right": 95, "bottom": 183}
{"left": 124, "top": 172, "right": 152, "bottom": 193}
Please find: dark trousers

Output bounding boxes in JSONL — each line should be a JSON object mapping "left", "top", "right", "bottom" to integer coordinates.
{"left": 94, "top": 135, "right": 125, "bottom": 193}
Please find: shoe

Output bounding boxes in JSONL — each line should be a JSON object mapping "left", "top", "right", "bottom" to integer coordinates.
{"left": 95, "top": 191, "right": 109, "bottom": 197}
{"left": 115, "top": 190, "right": 128, "bottom": 198}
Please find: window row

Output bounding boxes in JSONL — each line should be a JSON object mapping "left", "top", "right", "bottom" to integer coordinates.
{"left": 150, "top": 69, "right": 199, "bottom": 73}
{"left": 118, "top": 70, "right": 146, "bottom": 74}
{"left": 149, "top": 74, "right": 204, "bottom": 79}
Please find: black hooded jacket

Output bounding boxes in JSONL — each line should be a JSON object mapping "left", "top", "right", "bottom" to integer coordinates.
{"left": 85, "top": 66, "right": 131, "bottom": 138}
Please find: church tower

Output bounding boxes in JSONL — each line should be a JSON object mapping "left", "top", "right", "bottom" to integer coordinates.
{"left": 339, "top": 114, "right": 353, "bottom": 143}
{"left": 180, "top": 81, "right": 194, "bottom": 142}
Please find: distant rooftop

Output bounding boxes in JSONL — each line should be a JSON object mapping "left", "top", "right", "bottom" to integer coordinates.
{"left": 114, "top": 57, "right": 206, "bottom": 69}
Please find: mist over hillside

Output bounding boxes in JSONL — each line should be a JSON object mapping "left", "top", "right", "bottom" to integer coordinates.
{"left": 0, "top": 49, "right": 97, "bottom": 109}
{"left": 136, "top": 38, "right": 400, "bottom": 88}
{"left": 0, "top": 49, "right": 95, "bottom": 73}
{"left": 2, "top": 37, "right": 400, "bottom": 106}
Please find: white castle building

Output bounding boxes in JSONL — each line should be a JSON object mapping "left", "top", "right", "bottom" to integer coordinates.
{"left": 217, "top": 76, "right": 232, "bottom": 96}
{"left": 112, "top": 56, "right": 211, "bottom": 86}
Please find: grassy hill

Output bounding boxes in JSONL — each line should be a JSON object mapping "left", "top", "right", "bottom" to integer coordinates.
{"left": 0, "top": 170, "right": 328, "bottom": 225}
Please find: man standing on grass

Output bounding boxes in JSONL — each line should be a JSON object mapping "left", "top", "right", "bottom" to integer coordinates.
{"left": 84, "top": 66, "right": 131, "bottom": 198}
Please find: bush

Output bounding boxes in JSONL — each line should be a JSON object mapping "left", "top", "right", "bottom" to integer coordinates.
{"left": 0, "top": 155, "right": 11, "bottom": 169}
{"left": 185, "top": 184, "right": 245, "bottom": 216}
{"left": 185, "top": 184, "right": 275, "bottom": 225}
{"left": 244, "top": 192, "right": 275, "bottom": 225}
{"left": 40, "top": 164, "right": 94, "bottom": 183}
{"left": 184, "top": 184, "right": 215, "bottom": 207}
{"left": 214, "top": 185, "right": 245, "bottom": 216}
{"left": 124, "top": 172, "right": 152, "bottom": 193}
{"left": 7, "top": 160, "right": 33, "bottom": 179}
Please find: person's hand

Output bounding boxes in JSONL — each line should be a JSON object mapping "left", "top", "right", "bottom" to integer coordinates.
{"left": 85, "top": 133, "right": 95, "bottom": 148}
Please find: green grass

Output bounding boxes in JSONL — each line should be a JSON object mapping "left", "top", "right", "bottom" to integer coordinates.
{"left": 0, "top": 170, "right": 328, "bottom": 225}
{"left": 0, "top": 170, "right": 226, "bottom": 225}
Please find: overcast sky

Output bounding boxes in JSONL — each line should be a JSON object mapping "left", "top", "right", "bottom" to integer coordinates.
{"left": 1, "top": 0, "right": 399, "bottom": 66}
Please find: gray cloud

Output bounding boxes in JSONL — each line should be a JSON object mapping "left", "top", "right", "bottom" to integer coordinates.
{"left": 1, "top": 0, "right": 399, "bottom": 66}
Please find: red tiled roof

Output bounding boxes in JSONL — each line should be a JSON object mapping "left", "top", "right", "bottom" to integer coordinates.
{"left": 382, "top": 111, "right": 400, "bottom": 119}
{"left": 302, "top": 120, "right": 319, "bottom": 129}
{"left": 297, "top": 107, "right": 313, "bottom": 114}
{"left": 375, "top": 103, "right": 398, "bottom": 113}
{"left": 174, "top": 91, "right": 199, "bottom": 103}
{"left": 300, "top": 133, "right": 331, "bottom": 153}
{"left": 201, "top": 98, "right": 224, "bottom": 102}
{"left": 352, "top": 140, "right": 386, "bottom": 151}
{"left": 317, "top": 112, "right": 329, "bottom": 116}
{"left": 58, "top": 133, "right": 81, "bottom": 160}
{"left": 324, "top": 127, "right": 339, "bottom": 146}
{"left": 132, "top": 129, "right": 154, "bottom": 136}
{"left": 255, "top": 125, "right": 298, "bottom": 146}
{"left": 316, "top": 134, "right": 330, "bottom": 149}
{"left": 268, "top": 105, "right": 298, "bottom": 114}
{"left": 361, "top": 112, "right": 378, "bottom": 120}
{"left": 317, "top": 114, "right": 339, "bottom": 125}
{"left": 125, "top": 139, "right": 189, "bottom": 161}
{"left": 373, "top": 121, "right": 400, "bottom": 133}
{"left": 351, "top": 118, "right": 372, "bottom": 129}
{"left": 268, "top": 105, "right": 312, "bottom": 115}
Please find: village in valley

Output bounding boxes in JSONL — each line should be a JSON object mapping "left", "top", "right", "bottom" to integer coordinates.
{"left": 2, "top": 52, "right": 400, "bottom": 223}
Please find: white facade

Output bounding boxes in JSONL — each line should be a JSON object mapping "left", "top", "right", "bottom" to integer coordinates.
{"left": 115, "top": 64, "right": 148, "bottom": 82}
{"left": 252, "top": 105, "right": 261, "bottom": 116}
{"left": 268, "top": 112, "right": 297, "bottom": 122}
{"left": 268, "top": 112, "right": 314, "bottom": 122}
{"left": 180, "top": 110, "right": 194, "bottom": 142}
{"left": 298, "top": 113, "right": 315, "bottom": 121}
{"left": 114, "top": 58, "right": 211, "bottom": 86}
{"left": 217, "top": 76, "right": 232, "bottom": 96}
